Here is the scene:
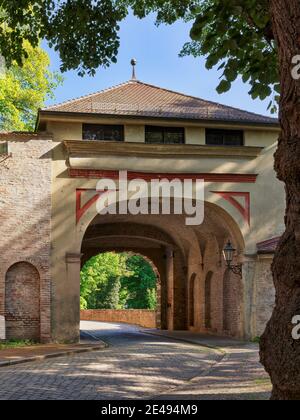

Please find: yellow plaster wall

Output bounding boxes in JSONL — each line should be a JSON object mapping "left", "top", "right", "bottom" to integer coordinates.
{"left": 47, "top": 118, "right": 284, "bottom": 341}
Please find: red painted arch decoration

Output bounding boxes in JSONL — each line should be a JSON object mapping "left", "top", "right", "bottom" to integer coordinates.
{"left": 76, "top": 188, "right": 116, "bottom": 224}
{"left": 75, "top": 172, "right": 256, "bottom": 224}
{"left": 211, "top": 191, "right": 251, "bottom": 226}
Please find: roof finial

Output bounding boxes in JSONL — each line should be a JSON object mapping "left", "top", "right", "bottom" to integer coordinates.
{"left": 131, "top": 58, "right": 137, "bottom": 80}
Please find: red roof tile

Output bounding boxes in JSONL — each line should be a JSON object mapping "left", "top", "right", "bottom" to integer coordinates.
{"left": 42, "top": 80, "right": 278, "bottom": 126}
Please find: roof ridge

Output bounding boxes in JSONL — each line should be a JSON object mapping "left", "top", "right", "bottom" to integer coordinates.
{"left": 133, "top": 81, "right": 276, "bottom": 121}
{"left": 44, "top": 80, "right": 138, "bottom": 111}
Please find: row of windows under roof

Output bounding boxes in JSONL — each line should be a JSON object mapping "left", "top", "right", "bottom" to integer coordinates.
{"left": 82, "top": 124, "right": 244, "bottom": 146}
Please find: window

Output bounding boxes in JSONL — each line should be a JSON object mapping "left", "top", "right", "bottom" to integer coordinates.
{"left": 83, "top": 124, "right": 124, "bottom": 141}
{"left": 0, "top": 142, "right": 8, "bottom": 154}
{"left": 206, "top": 129, "right": 244, "bottom": 146}
{"left": 145, "top": 126, "right": 185, "bottom": 144}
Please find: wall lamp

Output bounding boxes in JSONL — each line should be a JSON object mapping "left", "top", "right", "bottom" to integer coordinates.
{"left": 223, "top": 241, "right": 243, "bottom": 278}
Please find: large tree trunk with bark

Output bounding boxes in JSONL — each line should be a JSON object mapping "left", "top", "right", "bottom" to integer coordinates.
{"left": 260, "top": 0, "right": 300, "bottom": 400}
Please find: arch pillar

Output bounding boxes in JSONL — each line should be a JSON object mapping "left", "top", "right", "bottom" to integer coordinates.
{"left": 165, "top": 246, "right": 174, "bottom": 331}
{"left": 65, "top": 253, "right": 83, "bottom": 343}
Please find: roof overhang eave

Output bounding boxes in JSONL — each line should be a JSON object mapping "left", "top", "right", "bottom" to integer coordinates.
{"left": 38, "top": 110, "right": 280, "bottom": 130}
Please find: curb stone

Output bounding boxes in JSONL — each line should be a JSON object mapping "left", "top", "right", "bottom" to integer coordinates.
{"left": 0, "top": 341, "right": 109, "bottom": 368}
{"left": 141, "top": 330, "right": 228, "bottom": 355}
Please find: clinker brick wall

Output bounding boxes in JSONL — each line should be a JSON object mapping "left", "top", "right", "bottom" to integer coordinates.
{"left": 81, "top": 309, "right": 157, "bottom": 328}
{"left": 5, "top": 262, "right": 40, "bottom": 341}
{"left": 0, "top": 134, "right": 52, "bottom": 343}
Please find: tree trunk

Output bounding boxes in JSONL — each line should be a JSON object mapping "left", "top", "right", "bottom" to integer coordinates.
{"left": 260, "top": 0, "right": 300, "bottom": 400}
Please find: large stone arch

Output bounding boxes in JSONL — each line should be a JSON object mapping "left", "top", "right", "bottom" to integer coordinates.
{"left": 5, "top": 262, "right": 40, "bottom": 341}
{"left": 53, "top": 196, "right": 246, "bottom": 342}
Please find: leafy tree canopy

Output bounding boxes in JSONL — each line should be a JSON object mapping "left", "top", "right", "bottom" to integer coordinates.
{"left": 120, "top": 255, "right": 157, "bottom": 310}
{"left": 80, "top": 252, "right": 127, "bottom": 310}
{"left": 80, "top": 253, "right": 157, "bottom": 310}
{"left": 0, "top": 0, "right": 279, "bottom": 111}
{"left": 0, "top": 40, "right": 62, "bottom": 131}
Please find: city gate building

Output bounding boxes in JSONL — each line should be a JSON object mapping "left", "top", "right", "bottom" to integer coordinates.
{"left": 0, "top": 78, "right": 284, "bottom": 343}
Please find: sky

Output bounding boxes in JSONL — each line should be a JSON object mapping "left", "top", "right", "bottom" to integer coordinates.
{"left": 44, "top": 12, "right": 274, "bottom": 117}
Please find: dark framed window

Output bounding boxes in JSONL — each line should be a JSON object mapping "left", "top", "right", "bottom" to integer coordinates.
{"left": 0, "top": 142, "right": 8, "bottom": 154}
{"left": 206, "top": 129, "right": 244, "bottom": 146}
{"left": 145, "top": 126, "right": 185, "bottom": 144}
{"left": 83, "top": 124, "right": 124, "bottom": 141}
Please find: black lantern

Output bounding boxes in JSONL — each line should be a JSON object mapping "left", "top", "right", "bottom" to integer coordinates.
{"left": 223, "top": 240, "right": 242, "bottom": 277}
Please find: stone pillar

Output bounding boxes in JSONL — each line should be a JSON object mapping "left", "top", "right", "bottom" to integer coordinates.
{"left": 156, "top": 274, "right": 162, "bottom": 329}
{"left": 165, "top": 247, "right": 174, "bottom": 331}
{"left": 242, "top": 254, "right": 257, "bottom": 340}
{"left": 65, "top": 253, "right": 82, "bottom": 343}
{"left": 0, "top": 315, "right": 5, "bottom": 340}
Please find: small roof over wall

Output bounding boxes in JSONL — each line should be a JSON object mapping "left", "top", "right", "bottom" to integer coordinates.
{"left": 257, "top": 237, "right": 281, "bottom": 254}
{"left": 39, "top": 80, "right": 279, "bottom": 127}
{"left": 0, "top": 132, "right": 52, "bottom": 141}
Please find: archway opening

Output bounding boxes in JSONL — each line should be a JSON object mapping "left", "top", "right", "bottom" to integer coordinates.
{"left": 80, "top": 252, "right": 161, "bottom": 328}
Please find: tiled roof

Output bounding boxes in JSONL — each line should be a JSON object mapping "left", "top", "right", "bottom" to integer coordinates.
{"left": 257, "top": 237, "right": 281, "bottom": 254}
{"left": 42, "top": 80, "right": 278, "bottom": 126}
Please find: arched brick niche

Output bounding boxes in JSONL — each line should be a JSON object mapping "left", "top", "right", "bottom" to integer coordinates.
{"left": 205, "top": 271, "right": 213, "bottom": 329}
{"left": 5, "top": 262, "right": 40, "bottom": 341}
{"left": 189, "top": 273, "right": 197, "bottom": 328}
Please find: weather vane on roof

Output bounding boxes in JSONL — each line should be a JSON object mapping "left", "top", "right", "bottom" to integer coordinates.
{"left": 131, "top": 58, "right": 137, "bottom": 80}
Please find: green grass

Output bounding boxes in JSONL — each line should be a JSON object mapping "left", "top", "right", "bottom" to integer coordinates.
{"left": 0, "top": 340, "right": 36, "bottom": 350}
{"left": 254, "top": 378, "right": 272, "bottom": 386}
{"left": 251, "top": 336, "right": 261, "bottom": 344}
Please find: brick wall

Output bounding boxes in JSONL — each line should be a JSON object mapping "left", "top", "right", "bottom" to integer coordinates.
{"left": 0, "top": 134, "right": 52, "bottom": 343}
{"left": 255, "top": 256, "right": 275, "bottom": 337}
{"left": 0, "top": 316, "right": 5, "bottom": 340}
{"left": 5, "top": 262, "right": 40, "bottom": 341}
{"left": 81, "top": 309, "right": 157, "bottom": 328}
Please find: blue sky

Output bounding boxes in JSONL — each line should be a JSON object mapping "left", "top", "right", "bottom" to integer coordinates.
{"left": 44, "top": 12, "right": 273, "bottom": 117}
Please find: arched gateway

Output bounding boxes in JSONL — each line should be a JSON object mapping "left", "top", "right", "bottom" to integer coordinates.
{"left": 0, "top": 78, "right": 284, "bottom": 343}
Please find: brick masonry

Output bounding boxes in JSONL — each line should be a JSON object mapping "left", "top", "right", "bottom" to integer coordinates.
{"left": 254, "top": 256, "right": 276, "bottom": 337}
{"left": 0, "top": 134, "right": 52, "bottom": 343}
{"left": 81, "top": 309, "right": 157, "bottom": 329}
{"left": 0, "top": 315, "right": 5, "bottom": 340}
{"left": 5, "top": 262, "right": 40, "bottom": 341}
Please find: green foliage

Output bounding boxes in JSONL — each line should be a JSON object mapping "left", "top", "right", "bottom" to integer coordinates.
{"left": 0, "top": 1, "right": 127, "bottom": 76}
{"left": 0, "top": 1, "right": 282, "bottom": 111}
{"left": 80, "top": 253, "right": 157, "bottom": 310}
{"left": 0, "top": 41, "right": 62, "bottom": 131}
{"left": 80, "top": 253, "right": 126, "bottom": 310}
{"left": 184, "top": 0, "right": 279, "bottom": 112}
{"left": 0, "top": 339, "right": 36, "bottom": 350}
{"left": 120, "top": 255, "right": 157, "bottom": 310}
